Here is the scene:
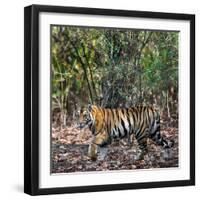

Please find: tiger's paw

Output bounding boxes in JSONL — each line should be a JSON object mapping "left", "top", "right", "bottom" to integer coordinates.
{"left": 168, "top": 140, "right": 174, "bottom": 148}
{"left": 90, "top": 155, "right": 97, "bottom": 161}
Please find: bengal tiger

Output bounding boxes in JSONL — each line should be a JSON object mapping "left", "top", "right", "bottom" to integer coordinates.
{"left": 78, "top": 105, "right": 174, "bottom": 161}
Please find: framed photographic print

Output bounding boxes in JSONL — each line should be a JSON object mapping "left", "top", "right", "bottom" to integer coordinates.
{"left": 24, "top": 4, "right": 195, "bottom": 195}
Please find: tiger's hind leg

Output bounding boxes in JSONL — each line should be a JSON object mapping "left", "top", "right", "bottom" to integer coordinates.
{"left": 135, "top": 130, "right": 148, "bottom": 160}
{"left": 149, "top": 120, "right": 174, "bottom": 149}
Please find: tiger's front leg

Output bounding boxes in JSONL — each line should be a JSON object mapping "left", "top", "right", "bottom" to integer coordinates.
{"left": 88, "top": 143, "right": 98, "bottom": 161}
{"left": 88, "top": 131, "right": 109, "bottom": 161}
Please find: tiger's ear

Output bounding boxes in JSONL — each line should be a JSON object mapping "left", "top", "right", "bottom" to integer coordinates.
{"left": 88, "top": 104, "right": 92, "bottom": 112}
{"left": 88, "top": 104, "right": 98, "bottom": 112}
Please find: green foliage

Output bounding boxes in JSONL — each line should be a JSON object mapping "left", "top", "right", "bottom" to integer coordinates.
{"left": 51, "top": 26, "right": 178, "bottom": 121}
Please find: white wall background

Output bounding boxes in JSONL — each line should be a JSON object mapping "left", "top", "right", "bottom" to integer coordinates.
{"left": 0, "top": 0, "right": 199, "bottom": 199}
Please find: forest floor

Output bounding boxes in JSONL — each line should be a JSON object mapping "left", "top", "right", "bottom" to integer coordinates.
{"left": 51, "top": 123, "right": 178, "bottom": 173}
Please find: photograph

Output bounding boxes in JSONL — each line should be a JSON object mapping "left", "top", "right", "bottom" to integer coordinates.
{"left": 50, "top": 25, "right": 179, "bottom": 174}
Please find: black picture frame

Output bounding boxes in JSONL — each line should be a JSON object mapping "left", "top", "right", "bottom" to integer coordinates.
{"left": 24, "top": 4, "right": 195, "bottom": 196}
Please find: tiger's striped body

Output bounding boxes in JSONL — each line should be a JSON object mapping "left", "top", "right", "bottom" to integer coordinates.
{"left": 79, "top": 105, "right": 173, "bottom": 161}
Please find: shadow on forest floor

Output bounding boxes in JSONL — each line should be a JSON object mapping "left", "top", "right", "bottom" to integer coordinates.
{"left": 51, "top": 125, "right": 178, "bottom": 173}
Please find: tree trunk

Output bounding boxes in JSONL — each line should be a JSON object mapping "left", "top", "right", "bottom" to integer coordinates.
{"left": 166, "top": 90, "right": 171, "bottom": 120}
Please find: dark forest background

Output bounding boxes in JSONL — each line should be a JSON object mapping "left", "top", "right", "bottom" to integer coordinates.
{"left": 51, "top": 26, "right": 178, "bottom": 127}
{"left": 51, "top": 26, "right": 179, "bottom": 173}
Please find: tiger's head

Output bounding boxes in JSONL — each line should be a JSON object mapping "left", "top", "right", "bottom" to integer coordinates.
{"left": 77, "top": 104, "right": 104, "bottom": 136}
{"left": 77, "top": 104, "right": 95, "bottom": 129}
